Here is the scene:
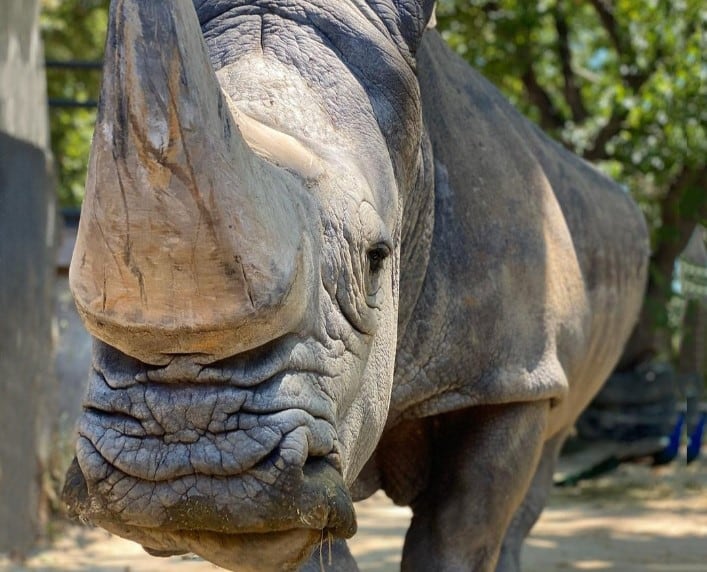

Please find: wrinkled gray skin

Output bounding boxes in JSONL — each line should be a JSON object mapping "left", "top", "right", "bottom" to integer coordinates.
{"left": 63, "top": 1, "right": 649, "bottom": 571}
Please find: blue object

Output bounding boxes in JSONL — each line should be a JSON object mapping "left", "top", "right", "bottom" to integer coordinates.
{"left": 653, "top": 412, "right": 684, "bottom": 466}
{"left": 687, "top": 412, "right": 706, "bottom": 464}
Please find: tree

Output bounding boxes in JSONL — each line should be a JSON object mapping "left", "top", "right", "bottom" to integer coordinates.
{"left": 41, "top": 0, "right": 109, "bottom": 207}
{"left": 437, "top": 0, "right": 706, "bottom": 365}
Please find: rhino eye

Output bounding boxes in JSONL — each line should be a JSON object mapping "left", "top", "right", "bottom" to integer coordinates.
{"left": 365, "top": 245, "right": 389, "bottom": 303}
{"left": 367, "top": 245, "right": 390, "bottom": 275}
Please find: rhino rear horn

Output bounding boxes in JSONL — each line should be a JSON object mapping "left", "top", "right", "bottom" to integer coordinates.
{"left": 70, "top": 0, "right": 311, "bottom": 364}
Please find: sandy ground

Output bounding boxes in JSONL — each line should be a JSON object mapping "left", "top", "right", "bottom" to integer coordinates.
{"left": 1, "top": 461, "right": 705, "bottom": 572}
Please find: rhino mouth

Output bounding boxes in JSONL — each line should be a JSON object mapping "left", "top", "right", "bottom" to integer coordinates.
{"left": 64, "top": 455, "right": 352, "bottom": 571}
{"left": 62, "top": 341, "right": 357, "bottom": 567}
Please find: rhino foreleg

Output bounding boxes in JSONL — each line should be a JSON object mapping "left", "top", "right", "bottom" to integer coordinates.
{"left": 495, "top": 430, "right": 567, "bottom": 572}
{"left": 400, "top": 401, "right": 550, "bottom": 572}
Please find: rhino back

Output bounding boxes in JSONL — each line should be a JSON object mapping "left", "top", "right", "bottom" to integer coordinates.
{"left": 389, "top": 31, "right": 648, "bottom": 433}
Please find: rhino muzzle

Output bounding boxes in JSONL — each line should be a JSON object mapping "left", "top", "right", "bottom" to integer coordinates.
{"left": 62, "top": 341, "right": 357, "bottom": 570}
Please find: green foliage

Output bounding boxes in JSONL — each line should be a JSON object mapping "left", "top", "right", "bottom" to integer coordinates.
{"left": 437, "top": 0, "right": 705, "bottom": 190}
{"left": 42, "top": 0, "right": 109, "bottom": 207}
{"left": 437, "top": 0, "right": 706, "bottom": 359}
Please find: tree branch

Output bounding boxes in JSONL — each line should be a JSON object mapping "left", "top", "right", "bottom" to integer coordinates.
{"left": 673, "top": 165, "right": 707, "bottom": 224}
{"left": 480, "top": 1, "right": 501, "bottom": 16}
{"left": 521, "top": 65, "right": 566, "bottom": 133}
{"left": 587, "top": 0, "right": 649, "bottom": 91}
{"left": 582, "top": 108, "right": 628, "bottom": 161}
{"left": 553, "top": 4, "right": 588, "bottom": 123}
{"left": 588, "top": 0, "right": 623, "bottom": 54}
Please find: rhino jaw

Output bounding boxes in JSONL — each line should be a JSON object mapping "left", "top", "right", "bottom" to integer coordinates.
{"left": 63, "top": 456, "right": 355, "bottom": 572}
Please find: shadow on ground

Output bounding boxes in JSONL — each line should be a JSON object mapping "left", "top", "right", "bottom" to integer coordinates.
{"left": 1, "top": 462, "right": 704, "bottom": 572}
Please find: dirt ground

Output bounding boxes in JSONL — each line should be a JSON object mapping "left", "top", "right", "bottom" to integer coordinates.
{"left": 1, "top": 460, "right": 705, "bottom": 572}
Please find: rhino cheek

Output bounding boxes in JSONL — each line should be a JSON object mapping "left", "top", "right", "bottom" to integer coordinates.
{"left": 336, "top": 251, "right": 400, "bottom": 485}
{"left": 343, "top": 326, "right": 398, "bottom": 483}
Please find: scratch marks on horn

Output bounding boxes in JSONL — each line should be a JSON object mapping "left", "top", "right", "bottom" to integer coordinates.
{"left": 90, "top": 191, "right": 128, "bottom": 294}
{"left": 102, "top": 268, "right": 107, "bottom": 313}
{"left": 114, "top": 145, "right": 147, "bottom": 307}
{"left": 235, "top": 255, "right": 256, "bottom": 309}
{"left": 163, "top": 63, "right": 221, "bottom": 249}
{"left": 191, "top": 206, "right": 204, "bottom": 297}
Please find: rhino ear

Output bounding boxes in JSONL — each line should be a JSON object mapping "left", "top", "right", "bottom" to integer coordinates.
{"left": 392, "top": 0, "right": 437, "bottom": 55}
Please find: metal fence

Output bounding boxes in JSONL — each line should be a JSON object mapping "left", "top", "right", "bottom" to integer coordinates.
{"left": 46, "top": 60, "right": 101, "bottom": 109}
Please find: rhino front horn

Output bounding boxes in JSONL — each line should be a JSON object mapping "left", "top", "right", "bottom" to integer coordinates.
{"left": 70, "top": 0, "right": 313, "bottom": 365}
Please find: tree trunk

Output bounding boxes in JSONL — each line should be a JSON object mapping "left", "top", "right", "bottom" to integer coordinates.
{"left": 0, "top": 0, "right": 56, "bottom": 555}
{"left": 617, "top": 170, "right": 704, "bottom": 370}
{"left": 677, "top": 227, "right": 706, "bottom": 427}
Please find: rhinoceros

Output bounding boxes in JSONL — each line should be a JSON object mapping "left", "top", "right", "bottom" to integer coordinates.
{"left": 62, "top": 1, "right": 649, "bottom": 570}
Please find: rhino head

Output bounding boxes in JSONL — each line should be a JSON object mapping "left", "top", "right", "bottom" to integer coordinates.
{"left": 63, "top": 0, "right": 434, "bottom": 569}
